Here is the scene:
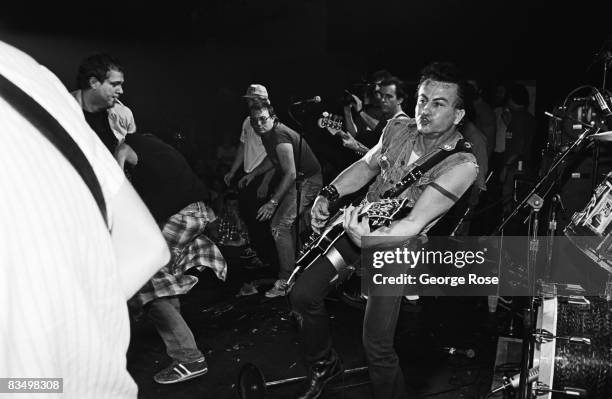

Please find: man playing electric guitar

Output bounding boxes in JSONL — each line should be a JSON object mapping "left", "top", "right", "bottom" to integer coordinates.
{"left": 290, "top": 62, "right": 478, "bottom": 399}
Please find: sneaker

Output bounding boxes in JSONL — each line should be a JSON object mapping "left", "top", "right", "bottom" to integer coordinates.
{"left": 265, "top": 279, "right": 288, "bottom": 298}
{"left": 153, "top": 358, "right": 208, "bottom": 384}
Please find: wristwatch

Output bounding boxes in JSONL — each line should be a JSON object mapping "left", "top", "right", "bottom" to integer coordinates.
{"left": 269, "top": 199, "right": 279, "bottom": 206}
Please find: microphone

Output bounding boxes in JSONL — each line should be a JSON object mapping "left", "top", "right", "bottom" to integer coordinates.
{"left": 441, "top": 346, "right": 476, "bottom": 358}
{"left": 292, "top": 96, "right": 322, "bottom": 106}
{"left": 592, "top": 88, "right": 612, "bottom": 128}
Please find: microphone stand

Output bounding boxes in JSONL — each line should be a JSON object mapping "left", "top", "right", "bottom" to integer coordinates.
{"left": 287, "top": 103, "right": 307, "bottom": 259}
{"left": 496, "top": 113, "right": 597, "bottom": 233}
{"left": 494, "top": 111, "right": 599, "bottom": 399}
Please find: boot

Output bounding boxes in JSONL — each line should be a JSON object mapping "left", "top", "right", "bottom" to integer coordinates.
{"left": 296, "top": 350, "right": 343, "bottom": 399}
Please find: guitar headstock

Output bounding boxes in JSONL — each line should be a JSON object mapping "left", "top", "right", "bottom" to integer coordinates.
{"left": 317, "top": 112, "right": 344, "bottom": 136}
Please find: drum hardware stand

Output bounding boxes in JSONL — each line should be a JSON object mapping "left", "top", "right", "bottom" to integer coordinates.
{"left": 237, "top": 362, "right": 368, "bottom": 399}
{"left": 533, "top": 328, "right": 592, "bottom": 345}
{"left": 287, "top": 102, "right": 309, "bottom": 259}
{"left": 496, "top": 113, "right": 597, "bottom": 234}
{"left": 513, "top": 193, "right": 542, "bottom": 399}
{"left": 494, "top": 115, "right": 599, "bottom": 399}
{"left": 534, "top": 383, "right": 587, "bottom": 397}
{"left": 544, "top": 194, "right": 564, "bottom": 280}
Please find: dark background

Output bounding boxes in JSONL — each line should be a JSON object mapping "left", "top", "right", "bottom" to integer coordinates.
{"left": 1, "top": 1, "right": 610, "bottom": 166}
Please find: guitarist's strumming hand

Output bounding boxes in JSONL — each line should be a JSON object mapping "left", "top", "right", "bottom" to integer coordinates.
{"left": 310, "top": 196, "right": 330, "bottom": 234}
{"left": 343, "top": 204, "right": 371, "bottom": 248}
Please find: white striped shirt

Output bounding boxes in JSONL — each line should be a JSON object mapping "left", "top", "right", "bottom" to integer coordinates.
{"left": 0, "top": 41, "right": 136, "bottom": 398}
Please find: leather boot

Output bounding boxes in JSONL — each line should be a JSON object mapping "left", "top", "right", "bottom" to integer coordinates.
{"left": 296, "top": 351, "right": 343, "bottom": 399}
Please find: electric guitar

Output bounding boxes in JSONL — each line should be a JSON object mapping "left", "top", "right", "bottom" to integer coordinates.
{"left": 288, "top": 198, "right": 411, "bottom": 285}
{"left": 317, "top": 112, "right": 369, "bottom": 156}
{"left": 287, "top": 138, "right": 474, "bottom": 286}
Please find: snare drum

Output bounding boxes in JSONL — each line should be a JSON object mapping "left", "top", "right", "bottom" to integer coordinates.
{"left": 535, "top": 296, "right": 612, "bottom": 398}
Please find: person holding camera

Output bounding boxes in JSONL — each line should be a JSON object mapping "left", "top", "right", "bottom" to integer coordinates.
{"left": 342, "top": 75, "right": 410, "bottom": 154}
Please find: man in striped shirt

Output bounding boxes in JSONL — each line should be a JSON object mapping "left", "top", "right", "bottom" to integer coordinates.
{"left": 0, "top": 41, "right": 169, "bottom": 398}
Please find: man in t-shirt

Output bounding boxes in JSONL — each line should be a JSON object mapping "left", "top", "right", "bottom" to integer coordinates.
{"left": 239, "top": 103, "right": 323, "bottom": 297}
{"left": 72, "top": 53, "right": 136, "bottom": 152}
{"left": 224, "top": 84, "right": 276, "bottom": 267}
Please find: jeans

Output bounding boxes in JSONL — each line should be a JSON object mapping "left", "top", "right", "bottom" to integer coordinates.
{"left": 147, "top": 296, "right": 203, "bottom": 363}
{"left": 270, "top": 173, "right": 322, "bottom": 280}
{"left": 290, "top": 235, "right": 408, "bottom": 399}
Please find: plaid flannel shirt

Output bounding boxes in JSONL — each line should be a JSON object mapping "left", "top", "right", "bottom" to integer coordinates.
{"left": 134, "top": 201, "right": 227, "bottom": 306}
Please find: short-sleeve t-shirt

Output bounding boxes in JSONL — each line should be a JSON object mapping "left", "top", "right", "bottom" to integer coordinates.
{"left": 260, "top": 122, "right": 321, "bottom": 178}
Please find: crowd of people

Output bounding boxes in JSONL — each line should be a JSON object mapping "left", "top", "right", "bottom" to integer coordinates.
{"left": 1, "top": 39, "right": 537, "bottom": 399}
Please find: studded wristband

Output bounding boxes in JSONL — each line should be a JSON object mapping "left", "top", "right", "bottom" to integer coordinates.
{"left": 319, "top": 185, "right": 340, "bottom": 202}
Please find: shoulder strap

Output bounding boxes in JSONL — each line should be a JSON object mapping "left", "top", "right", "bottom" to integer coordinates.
{"left": 0, "top": 74, "right": 108, "bottom": 228}
{"left": 381, "top": 139, "right": 473, "bottom": 198}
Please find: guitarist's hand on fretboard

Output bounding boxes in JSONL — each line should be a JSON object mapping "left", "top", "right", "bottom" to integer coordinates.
{"left": 342, "top": 204, "right": 371, "bottom": 248}
{"left": 340, "top": 133, "right": 368, "bottom": 156}
{"left": 317, "top": 112, "right": 368, "bottom": 156}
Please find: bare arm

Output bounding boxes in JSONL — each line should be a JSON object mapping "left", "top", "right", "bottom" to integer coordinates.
{"left": 256, "top": 143, "right": 296, "bottom": 221}
{"left": 114, "top": 142, "right": 138, "bottom": 170}
{"left": 310, "top": 143, "right": 381, "bottom": 232}
{"left": 238, "top": 156, "right": 274, "bottom": 189}
{"left": 111, "top": 181, "right": 171, "bottom": 299}
{"left": 343, "top": 105, "right": 358, "bottom": 137}
{"left": 250, "top": 156, "right": 274, "bottom": 177}
{"left": 269, "top": 143, "right": 296, "bottom": 202}
{"left": 331, "top": 142, "right": 382, "bottom": 197}
{"left": 360, "top": 110, "right": 379, "bottom": 130}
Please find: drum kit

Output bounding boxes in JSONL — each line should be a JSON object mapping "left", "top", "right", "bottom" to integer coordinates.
{"left": 490, "top": 42, "right": 612, "bottom": 399}
{"left": 532, "top": 295, "right": 611, "bottom": 398}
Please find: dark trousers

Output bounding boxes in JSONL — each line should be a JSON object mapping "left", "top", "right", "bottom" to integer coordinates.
{"left": 290, "top": 235, "right": 408, "bottom": 399}
{"left": 235, "top": 171, "right": 277, "bottom": 266}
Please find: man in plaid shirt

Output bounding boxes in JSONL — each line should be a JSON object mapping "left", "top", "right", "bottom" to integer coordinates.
{"left": 117, "top": 134, "right": 227, "bottom": 384}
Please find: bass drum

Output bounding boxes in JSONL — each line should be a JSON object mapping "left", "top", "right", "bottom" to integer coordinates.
{"left": 536, "top": 297, "right": 612, "bottom": 398}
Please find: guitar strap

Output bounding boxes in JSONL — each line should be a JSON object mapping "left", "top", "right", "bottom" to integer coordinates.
{"left": 0, "top": 73, "right": 109, "bottom": 229}
{"left": 382, "top": 139, "right": 473, "bottom": 199}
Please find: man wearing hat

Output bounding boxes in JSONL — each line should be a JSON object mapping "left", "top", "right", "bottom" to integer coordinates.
{"left": 224, "top": 84, "right": 277, "bottom": 280}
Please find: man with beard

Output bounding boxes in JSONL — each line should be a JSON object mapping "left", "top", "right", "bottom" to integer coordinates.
{"left": 290, "top": 62, "right": 478, "bottom": 399}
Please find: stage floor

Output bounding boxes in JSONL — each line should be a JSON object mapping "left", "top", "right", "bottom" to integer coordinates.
{"left": 127, "top": 246, "right": 513, "bottom": 399}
